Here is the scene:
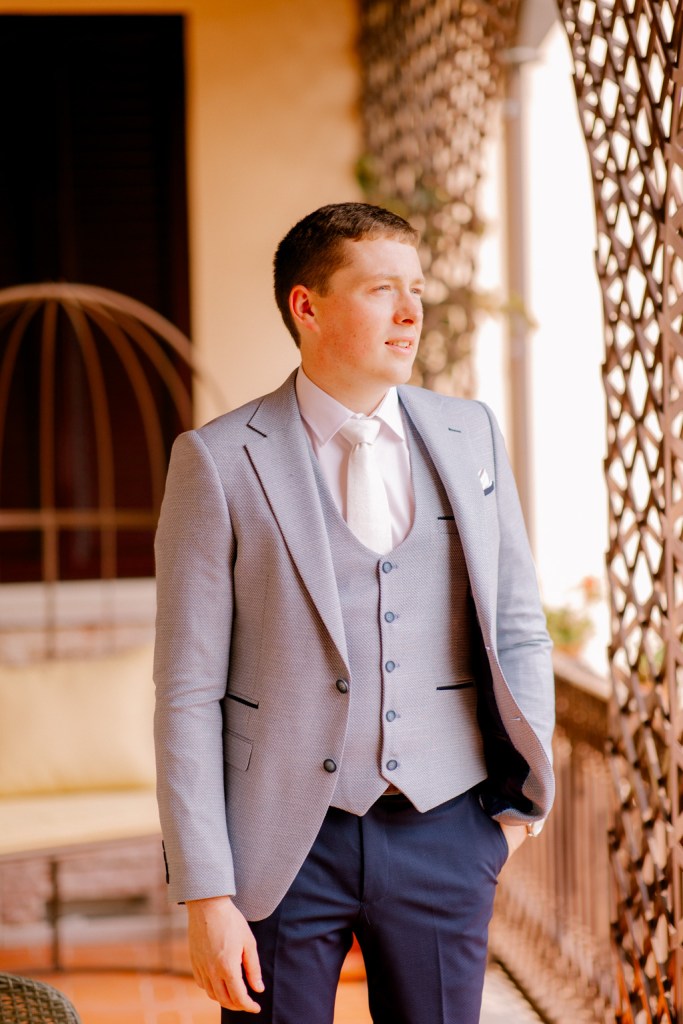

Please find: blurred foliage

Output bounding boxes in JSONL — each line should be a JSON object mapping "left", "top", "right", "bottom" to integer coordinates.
{"left": 355, "top": 154, "right": 535, "bottom": 395}
{"left": 544, "top": 577, "right": 603, "bottom": 655}
{"left": 356, "top": 154, "right": 480, "bottom": 395}
{"left": 545, "top": 604, "right": 594, "bottom": 653}
{"left": 357, "top": 0, "right": 522, "bottom": 396}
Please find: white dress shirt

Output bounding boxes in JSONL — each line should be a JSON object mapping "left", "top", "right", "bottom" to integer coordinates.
{"left": 295, "top": 367, "right": 414, "bottom": 548}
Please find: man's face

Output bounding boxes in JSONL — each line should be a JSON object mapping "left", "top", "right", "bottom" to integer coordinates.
{"left": 298, "top": 236, "right": 425, "bottom": 412}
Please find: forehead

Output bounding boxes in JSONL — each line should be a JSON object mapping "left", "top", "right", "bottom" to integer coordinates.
{"left": 333, "top": 236, "right": 423, "bottom": 281}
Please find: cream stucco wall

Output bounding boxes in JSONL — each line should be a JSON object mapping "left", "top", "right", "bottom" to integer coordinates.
{"left": 1, "top": 0, "right": 362, "bottom": 418}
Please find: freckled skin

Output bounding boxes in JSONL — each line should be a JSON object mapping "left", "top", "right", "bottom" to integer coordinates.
{"left": 292, "top": 237, "right": 425, "bottom": 415}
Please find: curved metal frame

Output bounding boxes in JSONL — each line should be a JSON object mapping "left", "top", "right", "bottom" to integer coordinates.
{"left": 0, "top": 282, "right": 226, "bottom": 586}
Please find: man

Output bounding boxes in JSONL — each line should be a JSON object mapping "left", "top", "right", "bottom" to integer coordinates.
{"left": 154, "top": 202, "right": 554, "bottom": 1024}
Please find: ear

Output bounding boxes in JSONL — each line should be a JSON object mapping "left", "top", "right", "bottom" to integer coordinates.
{"left": 289, "top": 285, "right": 319, "bottom": 336}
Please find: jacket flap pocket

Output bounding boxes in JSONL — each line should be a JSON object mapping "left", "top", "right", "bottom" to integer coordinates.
{"left": 226, "top": 691, "right": 259, "bottom": 709}
{"left": 224, "top": 730, "right": 253, "bottom": 771}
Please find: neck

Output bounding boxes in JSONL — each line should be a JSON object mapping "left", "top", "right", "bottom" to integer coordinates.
{"left": 300, "top": 366, "right": 388, "bottom": 416}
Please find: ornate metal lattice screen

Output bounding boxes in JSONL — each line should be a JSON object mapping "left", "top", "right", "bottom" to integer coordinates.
{"left": 557, "top": 2, "right": 683, "bottom": 1020}
{"left": 359, "top": 0, "right": 520, "bottom": 397}
{"left": 362, "top": 0, "right": 683, "bottom": 1018}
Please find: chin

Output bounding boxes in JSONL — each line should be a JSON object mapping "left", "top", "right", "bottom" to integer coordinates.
{"left": 393, "top": 363, "right": 416, "bottom": 385}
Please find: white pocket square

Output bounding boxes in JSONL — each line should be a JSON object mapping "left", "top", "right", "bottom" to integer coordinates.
{"left": 478, "top": 468, "right": 494, "bottom": 495}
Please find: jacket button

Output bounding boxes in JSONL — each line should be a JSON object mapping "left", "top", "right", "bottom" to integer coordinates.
{"left": 323, "top": 759, "right": 337, "bottom": 773}
{"left": 384, "top": 611, "right": 396, "bottom": 623}
{"left": 385, "top": 660, "right": 396, "bottom": 672}
{"left": 336, "top": 679, "right": 349, "bottom": 694}
{"left": 385, "top": 710, "right": 397, "bottom": 722}
{"left": 382, "top": 561, "right": 393, "bottom": 573}
{"left": 386, "top": 759, "right": 398, "bottom": 771}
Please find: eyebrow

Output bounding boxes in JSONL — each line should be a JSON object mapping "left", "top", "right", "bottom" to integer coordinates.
{"left": 367, "top": 272, "right": 426, "bottom": 285}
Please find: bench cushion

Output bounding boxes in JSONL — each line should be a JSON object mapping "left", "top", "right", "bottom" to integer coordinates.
{"left": 0, "top": 790, "right": 160, "bottom": 856}
{"left": 0, "top": 645, "right": 155, "bottom": 796}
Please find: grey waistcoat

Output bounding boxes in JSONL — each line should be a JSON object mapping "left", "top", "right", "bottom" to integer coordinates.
{"left": 310, "top": 413, "right": 488, "bottom": 816}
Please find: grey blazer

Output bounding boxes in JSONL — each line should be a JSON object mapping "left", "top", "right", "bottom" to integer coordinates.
{"left": 153, "top": 372, "right": 555, "bottom": 920}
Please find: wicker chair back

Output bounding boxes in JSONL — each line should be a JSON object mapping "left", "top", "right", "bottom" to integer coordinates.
{"left": 0, "top": 973, "right": 82, "bottom": 1023}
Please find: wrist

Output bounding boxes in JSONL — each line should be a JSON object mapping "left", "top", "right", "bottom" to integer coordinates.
{"left": 187, "top": 894, "right": 233, "bottom": 910}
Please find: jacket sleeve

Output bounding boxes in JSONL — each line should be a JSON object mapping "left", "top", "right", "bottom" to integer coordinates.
{"left": 482, "top": 403, "right": 554, "bottom": 757}
{"left": 153, "top": 429, "right": 237, "bottom": 902}
{"left": 475, "top": 401, "right": 555, "bottom": 823}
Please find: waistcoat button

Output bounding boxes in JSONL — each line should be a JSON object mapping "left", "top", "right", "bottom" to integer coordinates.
{"left": 385, "top": 710, "right": 396, "bottom": 722}
{"left": 384, "top": 611, "right": 395, "bottom": 623}
{"left": 386, "top": 759, "right": 398, "bottom": 771}
{"left": 385, "top": 661, "right": 396, "bottom": 672}
{"left": 382, "top": 561, "right": 393, "bottom": 573}
{"left": 335, "top": 679, "right": 349, "bottom": 694}
{"left": 323, "top": 759, "right": 337, "bottom": 773}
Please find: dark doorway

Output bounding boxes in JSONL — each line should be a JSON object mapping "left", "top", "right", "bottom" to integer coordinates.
{"left": 0, "top": 15, "right": 191, "bottom": 582}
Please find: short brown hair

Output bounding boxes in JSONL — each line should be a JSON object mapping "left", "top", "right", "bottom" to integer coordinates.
{"left": 273, "top": 202, "right": 420, "bottom": 345}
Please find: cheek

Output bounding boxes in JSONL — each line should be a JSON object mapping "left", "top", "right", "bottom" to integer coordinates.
{"left": 342, "top": 318, "right": 380, "bottom": 353}
{"left": 355, "top": 310, "right": 387, "bottom": 343}
{"left": 320, "top": 303, "right": 386, "bottom": 362}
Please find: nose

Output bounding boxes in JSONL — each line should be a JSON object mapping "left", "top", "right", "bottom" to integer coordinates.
{"left": 394, "top": 292, "right": 423, "bottom": 324}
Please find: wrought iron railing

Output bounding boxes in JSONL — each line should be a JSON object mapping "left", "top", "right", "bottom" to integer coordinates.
{"left": 489, "top": 653, "right": 616, "bottom": 1023}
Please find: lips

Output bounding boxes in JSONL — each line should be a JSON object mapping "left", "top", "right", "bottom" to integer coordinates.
{"left": 386, "top": 339, "right": 413, "bottom": 349}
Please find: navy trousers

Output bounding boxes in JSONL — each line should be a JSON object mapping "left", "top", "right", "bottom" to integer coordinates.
{"left": 222, "top": 788, "right": 508, "bottom": 1024}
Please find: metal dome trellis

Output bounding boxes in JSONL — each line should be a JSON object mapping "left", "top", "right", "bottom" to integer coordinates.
{"left": 0, "top": 283, "right": 226, "bottom": 587}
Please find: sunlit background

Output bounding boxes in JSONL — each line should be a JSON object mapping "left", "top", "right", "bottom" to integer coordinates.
{"left": 0, "top": 1, "right": 630, "bottom": 1021}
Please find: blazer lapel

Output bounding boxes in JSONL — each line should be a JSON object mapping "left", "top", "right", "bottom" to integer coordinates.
{"left": 245, "top": 373, "right": 350, "bottom": 671}
{"left": 399, "top": 387, "right": 499, "bottom": 641}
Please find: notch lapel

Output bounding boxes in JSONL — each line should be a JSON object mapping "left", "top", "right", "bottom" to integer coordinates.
{"left": 245, "top": 374, "right": 349, "bottom": 671}
{"left": 399, "top": 387, "right": 499, "bottom": 640}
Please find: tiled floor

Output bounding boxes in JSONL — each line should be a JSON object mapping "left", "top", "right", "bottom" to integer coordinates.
{"left": 6, "top": 964, "right": 542, "bottom": 1024}
{"left": 1, "top": 931, "right": 542, "bottom": 1023}
{"left": 479, "top": 967, "right": 543, "bottom": 1024}
{"left": 4, "top": 960, "right": 365, "bottom": 1023}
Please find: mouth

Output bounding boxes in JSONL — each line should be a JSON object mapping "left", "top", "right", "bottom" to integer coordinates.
{"left": 385, "top": 339, "right": 414, "bottom": 351}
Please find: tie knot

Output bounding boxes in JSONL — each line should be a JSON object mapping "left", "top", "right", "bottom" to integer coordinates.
{"left": 339, "top": 417, "right": 381, "bottom": 448}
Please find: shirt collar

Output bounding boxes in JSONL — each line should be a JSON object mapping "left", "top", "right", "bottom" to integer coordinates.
{"left": 295, "top": 367, "right": 406, "bottom": 447}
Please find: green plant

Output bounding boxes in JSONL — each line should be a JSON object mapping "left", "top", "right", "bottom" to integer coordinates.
{"left": 544, "top": 576, "right": 604, "bottom": 654}
{"left": 544, "top": 605, "right": 594, "bottom": 653}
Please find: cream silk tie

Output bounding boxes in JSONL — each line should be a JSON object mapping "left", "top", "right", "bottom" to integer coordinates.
{"left": 339, "top": 418, "right": 393, "bottom": 554}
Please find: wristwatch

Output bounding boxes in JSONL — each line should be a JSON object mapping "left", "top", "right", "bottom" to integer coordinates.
{"left": 526, "top": 819, "right": 545, "bottom": 837}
